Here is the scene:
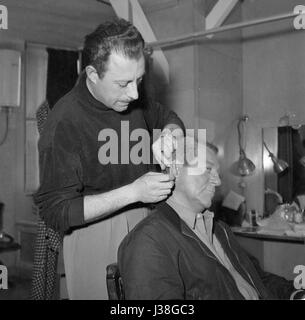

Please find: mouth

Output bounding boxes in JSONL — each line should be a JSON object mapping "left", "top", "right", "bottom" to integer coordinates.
{"left": 204, "top": 187, "right": 215, "bottom": 195}
{"left": 120, "top": 100, "right": 132, "bottom": 105}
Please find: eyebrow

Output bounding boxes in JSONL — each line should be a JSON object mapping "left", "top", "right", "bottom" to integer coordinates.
{"left": 206, "top": 160, "right": 214, "bottom": 167}
{"left": 115, "top": 72, "right": 146, "bottom": 83}
{"left": 206, "top": 160, "right": 220, "bottom": 171}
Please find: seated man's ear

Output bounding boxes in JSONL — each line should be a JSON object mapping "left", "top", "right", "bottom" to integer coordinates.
{"left": 86, "top": 65, "right": 99, "bottom": 84}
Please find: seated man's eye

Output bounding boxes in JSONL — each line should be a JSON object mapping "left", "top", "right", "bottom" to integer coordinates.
{"left": 118, "top": 83, "right": 128, "bottom": 88}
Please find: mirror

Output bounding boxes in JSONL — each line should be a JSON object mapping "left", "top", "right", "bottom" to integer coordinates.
{"left": 263, "top": 125, "right": 305, "bottom": 216}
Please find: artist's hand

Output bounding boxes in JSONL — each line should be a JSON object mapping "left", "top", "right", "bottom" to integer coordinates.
{"left": 152, "top": 126, "right": 184, "bottom": 170}
{"left": 132, "top": 172, "right": 175, "bottom": 203}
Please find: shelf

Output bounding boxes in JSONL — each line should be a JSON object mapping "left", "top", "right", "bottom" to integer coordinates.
{"left": 232, "top": 226, "right": 305, "bottom": 244}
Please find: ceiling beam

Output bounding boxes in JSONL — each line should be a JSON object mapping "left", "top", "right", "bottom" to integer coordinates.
{"left": 108, "top": 0, "right": 130, "bottom": 21}
{"left": 205, "top": 0, "right": 239, "bottom": 38}
{"left": 96, "top": 0, "right": 112, "bottom": 6}
{"left": 109, "top": 0, "right": 169, "bottom": 83}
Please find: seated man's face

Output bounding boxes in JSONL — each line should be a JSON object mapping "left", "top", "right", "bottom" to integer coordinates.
{"left": 176, "top": 147, "right": 221, "bottom": 212}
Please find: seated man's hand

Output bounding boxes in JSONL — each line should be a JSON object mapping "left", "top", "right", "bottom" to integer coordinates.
{"left": 131, "top": 172, "right": 175, "bottom": 203}
{"left": 152, "top": 126, "right": 184, "bottom": 170}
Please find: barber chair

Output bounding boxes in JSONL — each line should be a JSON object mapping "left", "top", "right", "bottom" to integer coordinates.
{"left": 106, "top": 263, "right": 125, "bottom": 300}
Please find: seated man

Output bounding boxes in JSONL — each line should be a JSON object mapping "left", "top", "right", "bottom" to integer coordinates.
{"left": 118, "top": 137, "right": 294, "bottom": 300}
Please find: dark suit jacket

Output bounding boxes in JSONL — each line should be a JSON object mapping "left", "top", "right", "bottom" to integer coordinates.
{"left": 118, "top": 202, "right": 274, "bottom": 300}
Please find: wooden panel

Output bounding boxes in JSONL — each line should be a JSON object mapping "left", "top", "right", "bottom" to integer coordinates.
{"left": 235, "top": 234, "right": 305, "bottom": 280}
{"left": 25, "top": 45, "right": 48, "bottom": 118}
{"left": 25, "top": 120, "right": 39, "bottom": 193}
{"left": 264, "top": 241, "right": 305, "bottom": 280}
{"left": 206, "top": 0, "right": 239, "bottom": 30}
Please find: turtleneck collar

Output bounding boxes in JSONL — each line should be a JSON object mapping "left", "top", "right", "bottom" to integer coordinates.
{"left": 75, "top": 71, "right": 111, "bottom": 112}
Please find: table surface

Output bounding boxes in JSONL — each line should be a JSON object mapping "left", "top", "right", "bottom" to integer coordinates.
{"left": 232, "top": 226, "right": 305, "bottom": 244}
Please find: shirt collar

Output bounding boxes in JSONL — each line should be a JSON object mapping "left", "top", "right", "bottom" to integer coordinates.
{"left": 166, "top": 197, "right": 214, "bottom": 231}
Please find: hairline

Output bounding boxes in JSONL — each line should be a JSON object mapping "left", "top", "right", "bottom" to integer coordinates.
{"left": 98, "top": 50, "right": 145, "bottom": 79}
{"left": 182, "top": 141, "right": 219, "bottom": 170}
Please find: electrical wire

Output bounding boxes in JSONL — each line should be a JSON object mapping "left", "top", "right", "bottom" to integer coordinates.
{"left": 237, "top": 117, "right": 247, "bottom": 155}
{"left": 237, "top": 119, "right": 243, "bottom": 154}
{"left": 0, "top": 108, "right": 9, "bottom": 146}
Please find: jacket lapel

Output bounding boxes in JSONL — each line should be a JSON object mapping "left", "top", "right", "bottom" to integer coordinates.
{"left": 156, "top": 202, "right": 271, "bottom": 299}
{"left": 157, "top": 203, "right": 226, "bottom": 262}
{"left": 214, "top": 222, "right": 265, "bottom": 296}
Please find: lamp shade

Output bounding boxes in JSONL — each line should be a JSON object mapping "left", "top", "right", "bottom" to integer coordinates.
{"left": 237, "top": 150, "right": 256, "bottom": 176}
{"left": 270, "top": 154, "right": 288, "bottom": 174}
{"left": 263, "top": 141, "right": 288, "bottom": 174}
{"left": 231, "top": 115, "right": 256, "bottom": 177}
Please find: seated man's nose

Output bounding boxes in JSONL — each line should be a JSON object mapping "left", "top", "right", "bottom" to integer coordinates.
{"left": 212, "top": 173, "right": 221, "bottom": 186}
{"left": 215, "top": 175, "right": 221, "bottom": 186}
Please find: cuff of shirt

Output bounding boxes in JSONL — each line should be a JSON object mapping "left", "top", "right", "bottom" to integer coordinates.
{"left": 68, "top": 197, "right": 85, "bottom": 227}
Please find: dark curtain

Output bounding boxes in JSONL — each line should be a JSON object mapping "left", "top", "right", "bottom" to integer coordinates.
{"left": 278, "top": 126, "right": 293, "bottom": 202}
{"left": 278, "top": 127, "right": 305, "bottom": 201}
{"left": 292, "top": 129, "right": 305, "bottom": 197}
{"left": 46, "top": 48, "right": 79, "bottom": 109}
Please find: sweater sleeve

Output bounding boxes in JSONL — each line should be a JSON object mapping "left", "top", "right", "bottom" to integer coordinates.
{"left": 34, "top": 120, "right": 85, "bottom": 234}
{"left": 144, "top": 100, "right": 185, "bottom": 134}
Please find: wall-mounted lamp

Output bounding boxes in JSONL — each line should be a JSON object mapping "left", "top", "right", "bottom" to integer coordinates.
{"left": 263, "top": 141, "right": 289, "bottom": 174}
{"left": 232, "top": 115, "right": 256, "bottom": 177}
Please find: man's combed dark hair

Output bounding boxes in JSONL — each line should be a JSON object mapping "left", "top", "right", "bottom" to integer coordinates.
{"left": 83, "top": 18, "right": 145, "bottom": 77}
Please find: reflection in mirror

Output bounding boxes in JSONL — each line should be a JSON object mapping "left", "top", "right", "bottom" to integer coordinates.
{"left": 263, "top": 125, "right": 305, "bottom": 217}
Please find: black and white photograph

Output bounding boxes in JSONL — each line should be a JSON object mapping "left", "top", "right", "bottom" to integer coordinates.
{"left": 0, "top": 0, "right": 305, "bottom": 306}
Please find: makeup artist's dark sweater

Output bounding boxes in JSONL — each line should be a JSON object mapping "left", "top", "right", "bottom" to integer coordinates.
{"left": 34, "top": 74, "right": 184, "bottom": 234}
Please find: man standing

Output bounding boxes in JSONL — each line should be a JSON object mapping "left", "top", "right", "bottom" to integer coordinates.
{"left": 34, "top": 19, "right": 184, "bottom": 299}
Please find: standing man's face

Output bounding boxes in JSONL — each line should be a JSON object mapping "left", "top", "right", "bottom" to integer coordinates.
{"left": 86, "top": 52, "right": 145, "bottom": 112}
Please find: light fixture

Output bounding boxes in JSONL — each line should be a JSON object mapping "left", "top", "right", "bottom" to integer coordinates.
{"left": 231, "top": 115, "right": 256, "bottom": 176}
{"left": 263, "top": 141, "right": 289, "bottom": 174}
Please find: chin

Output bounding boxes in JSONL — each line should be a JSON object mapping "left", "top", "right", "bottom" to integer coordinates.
{"left": 199, "top": 198, "right": 212, "bottom": 210}
{"left": 202, "top": 203, "right": 211, "bottom": 210}
{"left": 113, "top": 105, "right": 129, "bottom": 112}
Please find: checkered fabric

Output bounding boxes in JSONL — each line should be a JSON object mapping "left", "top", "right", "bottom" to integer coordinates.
{"left": 30, "top": 101, "right": 63, "bottom": 300}
{"left": 30, "top": 219, "right": 62, "bottom": 299}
